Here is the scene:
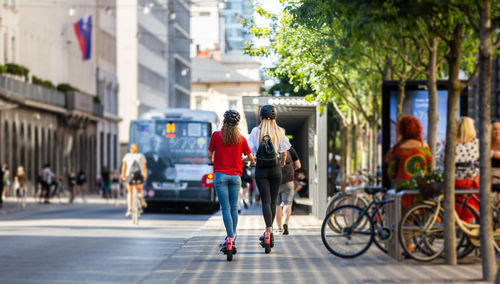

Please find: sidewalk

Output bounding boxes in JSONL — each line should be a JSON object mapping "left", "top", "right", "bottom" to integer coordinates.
{"left": 0, "top": 194, "right": 122, "bottom": 215}
{"left": 143, "top": 206, "right": 486, "bottom": 284}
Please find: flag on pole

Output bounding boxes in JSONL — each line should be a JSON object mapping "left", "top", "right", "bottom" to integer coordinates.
{"left": 73, "top": 14, "right": 92, "bottom": 61}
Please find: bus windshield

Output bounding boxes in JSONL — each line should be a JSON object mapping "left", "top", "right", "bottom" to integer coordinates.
{"left": 130, "top": 120, "right": 212, "bottom": 186}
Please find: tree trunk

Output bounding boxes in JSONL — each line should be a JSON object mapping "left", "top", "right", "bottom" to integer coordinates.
{"left": 478, "top": 0, "right": 496, "bottom": 280}
{"left": 396, "top": 80, "right": 406, "bottom": 120}
{"left": 340, "top": 125, "right": 347, "bottom": 189}
{"left": 427, "top": 38, "right": 439, "bottom": 170}
{"left": 363, "top": 123, "right": 370, "bottom": 170}
{"left": 329, "top": 119, "right": 338, "bottom": 196}
{"left": 346, "top": 124, "right": 353, "bottom": 179}
{"left": 442, "top": 24, "right": 465, "bottom": 265}
{"left": 371, "top": 121, "right": 378, "bottom": 179}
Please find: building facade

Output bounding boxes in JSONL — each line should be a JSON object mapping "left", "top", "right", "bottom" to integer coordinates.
{"left": 0, "top": 1, "right": 119, "bottom": 195}
{"left": 117, "top": 0, "right": 191, "bottom": 150}
{"left": 190, "top": 0, "right": 260, "bottom": 135}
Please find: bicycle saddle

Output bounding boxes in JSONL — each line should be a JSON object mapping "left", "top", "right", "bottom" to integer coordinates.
{"left": 363, "top": 186, "right": 385, "bottom": 195}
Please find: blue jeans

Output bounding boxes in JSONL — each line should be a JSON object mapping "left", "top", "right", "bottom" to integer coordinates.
{"left": 214, "top": 172, "right": 241, "bottom": 238}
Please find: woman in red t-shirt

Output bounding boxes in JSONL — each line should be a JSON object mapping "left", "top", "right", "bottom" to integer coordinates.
{"left": 208, "top": 110, "right": 255, "bottom": 257}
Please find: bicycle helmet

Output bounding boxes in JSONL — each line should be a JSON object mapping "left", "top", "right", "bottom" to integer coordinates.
{"left": 260, "top": 104, "right": 277, "bottom": 120}
{"left": 223, "top": 110, "right": 240, "bottom": 126}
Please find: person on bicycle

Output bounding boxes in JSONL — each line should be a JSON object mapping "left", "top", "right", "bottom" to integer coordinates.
{"left": 208, "top": 110, "right": 255, "bottom": 255}
{"left": 275, "top": 146, "right": 300, "bottom": 235}
{"left": 121, "top": 143, "right": 148, "bottom": 217}
{"left": 247, "top": 104, "right": 291, "bottom": 250}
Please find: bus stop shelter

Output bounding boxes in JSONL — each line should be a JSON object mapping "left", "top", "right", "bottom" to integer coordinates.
{"left": 242, "top": 96, "right": 328, "bottom": 219}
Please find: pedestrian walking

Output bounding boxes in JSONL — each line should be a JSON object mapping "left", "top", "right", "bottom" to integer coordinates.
{"left": 101, "top": 166, "right": 110, "bottom": 199}
{"left": 121, "top": 143, "right": 148, "bottom": 217}
{"left": 67, "top": 168, "right": 76, "bottom": 203}
{"left": 2, "top": 164, "right": 10, "bottom": 199}
{"left": 75, "top": 168, "right": 87, "bottom": 203}
{"left": 14, "top": 166, "right": 26, "bottom": 207}
{"left": 208, "top": 110, "right": 255, "bottom": 260}
{"left": 239, "top": 162, "right": 253, "bottom": 212}
{"left": 247, "top": 104, "right": 291, "bottom": 253}
{"left": 111, "top": 170, "right": 121, "bottom": 201}
{"left": 42, "top": 164, "right": 55, "bottom": 204}
{"left": 275, "top": 146, "right": 301, "bottom": 235}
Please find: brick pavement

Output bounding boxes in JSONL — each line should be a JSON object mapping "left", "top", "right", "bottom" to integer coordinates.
{"left": 143, "top": 206, "right": 487, "bottom": 284}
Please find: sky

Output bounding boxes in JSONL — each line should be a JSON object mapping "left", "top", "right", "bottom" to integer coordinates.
{"left": 251, "top": 0, "right": 283, "bottom": 85}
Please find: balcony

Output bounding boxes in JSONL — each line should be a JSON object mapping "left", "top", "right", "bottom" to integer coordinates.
{"left": 0, "top": 74, "right": 65, "bottom": 108}
{"left": 0, "top": 74, "right": 103, "bottom": 118}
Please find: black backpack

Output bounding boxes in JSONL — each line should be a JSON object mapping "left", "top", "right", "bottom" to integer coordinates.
{"left": 256, "top": 135, "right": 279, "bottom": 168}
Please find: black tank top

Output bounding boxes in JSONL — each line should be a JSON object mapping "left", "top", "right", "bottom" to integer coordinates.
{"left": 492, "top": 157, "right": 500, "bottom": 168}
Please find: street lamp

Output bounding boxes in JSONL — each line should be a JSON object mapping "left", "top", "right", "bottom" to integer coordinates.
{"left": 68, "top": 6, "right": 76, "bottom": 16}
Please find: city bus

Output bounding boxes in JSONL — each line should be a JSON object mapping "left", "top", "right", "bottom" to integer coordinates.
{"left": 129, "top": 109, "right": 219, "bottom": 211}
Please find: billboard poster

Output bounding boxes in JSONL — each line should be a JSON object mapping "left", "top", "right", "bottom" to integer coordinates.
{"left": 388, "top": 89, "right": 456, "bottom": 167}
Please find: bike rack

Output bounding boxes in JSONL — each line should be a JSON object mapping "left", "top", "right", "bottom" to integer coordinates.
{"left": 385, "top": 188, "right": 480, "bottom": 262}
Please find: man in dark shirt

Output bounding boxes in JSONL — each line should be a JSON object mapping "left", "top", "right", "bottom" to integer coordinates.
{"left": 276, "top": 147, "right": 300, "bottom": 235}
{"left": 295, "top": 168, "right": 308, "bottom": 198}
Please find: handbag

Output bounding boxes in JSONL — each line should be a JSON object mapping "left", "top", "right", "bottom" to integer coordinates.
{"left": 256, "top": 135, "right": 279, "bottom": 168}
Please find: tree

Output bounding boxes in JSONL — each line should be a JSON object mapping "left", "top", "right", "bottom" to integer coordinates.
{"left": 471, "top": 0, "right": 500, "bottom": 280}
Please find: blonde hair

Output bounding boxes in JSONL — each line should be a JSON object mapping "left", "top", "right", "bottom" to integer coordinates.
{"left": 259, "top": 119, "right": 284, "bottom": 150}
{"left": 457, "top": 117, "right": 476, "bottom": 143}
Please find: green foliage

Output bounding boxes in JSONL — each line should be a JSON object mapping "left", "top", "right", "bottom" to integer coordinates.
{"left": 0, "top": 65, "right": 7, "bottom": 74}
{"left": 31, "top": 75, "right": 56, "bottom": 90}
{"left": 4, "top": 63, "right": 30, "bottom": 81}
{"left": 93, "top": 96, "right": 101, "bottom": 104}
{"left": 264, "top": 76, "right": 313, "bottom": 97}
{"left": 56, "top": 83, "right": 81, "bottom": 93}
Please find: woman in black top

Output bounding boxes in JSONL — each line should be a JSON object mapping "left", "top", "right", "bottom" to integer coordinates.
{"left": 75, "top": 168, "right": 87, "bottom": 203}
{"left": 247, "top": 105, "right": 291, "bottom": 252}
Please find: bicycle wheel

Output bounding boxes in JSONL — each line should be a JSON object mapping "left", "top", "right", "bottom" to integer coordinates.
{"left": 326, "top": 194, "right": 369, "bottom": 232}
{"left": 456, "top": 204, "right": 479, "bottom": 259}
{"left": 132, "top": 189, "right": 139, "bottom": 225}
{"left": 321, "top": 205, "right": 374, "bottom": 258}
{"left": 399, "top": 202, "right": 444, "bottom": 261}
{"left": 372, "top": 202, "right": 391, "bottom": 254}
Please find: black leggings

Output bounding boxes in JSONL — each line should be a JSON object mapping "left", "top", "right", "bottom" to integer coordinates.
{"left": 255, "top": 165, "right": 282, "bottom": 227}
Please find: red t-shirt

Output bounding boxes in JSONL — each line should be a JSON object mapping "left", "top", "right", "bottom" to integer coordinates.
{"left": 208, "top": 131, "right": 251, "bottom": 176}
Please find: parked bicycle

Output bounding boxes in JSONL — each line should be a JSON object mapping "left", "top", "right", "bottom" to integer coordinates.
{"left": 321, "top": 186, "right": 393, "bottom": 257}
{"left": 398, "top": 184, "right": 500, "bottom": 262}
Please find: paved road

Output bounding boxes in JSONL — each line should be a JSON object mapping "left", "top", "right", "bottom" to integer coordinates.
{"left": 0, "top": 198, "right": 492, "bottom": 284}
{"left": 0, "top": 199, "right": 211, "bottom": 284}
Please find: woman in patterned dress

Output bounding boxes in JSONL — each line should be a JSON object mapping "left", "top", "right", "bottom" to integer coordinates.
{"left": 454, "top": 117, "right": 479, "bottom": 222}
{"left": 386, "top": 115, "right": 432, "bottom": 209}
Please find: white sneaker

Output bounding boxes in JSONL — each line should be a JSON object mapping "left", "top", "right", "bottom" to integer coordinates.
{"left": 125, "top": 211, "right": 132, "bottom": 217}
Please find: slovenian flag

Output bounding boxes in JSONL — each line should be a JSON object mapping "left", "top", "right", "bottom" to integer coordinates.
{"left": 73, "top": 14, "right": 92, "bottom": 61}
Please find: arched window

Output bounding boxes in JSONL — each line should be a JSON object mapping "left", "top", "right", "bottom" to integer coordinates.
{"left": 4, "top": 121, "right": 9, "bottom": 166}
{"left": 35, "top": 126, "right": 39, "bottom": 176}
{"left": 12, "top": 123, "right": 17, "bottom": 170}
{"left": 27, "top": 125, "right": 32, "bottom": 182}
{"left": 41, "top": 128, "right": 45, "bottom": 165}
{"left": 20, "top": 124, "right": 25, "bottom": 169}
